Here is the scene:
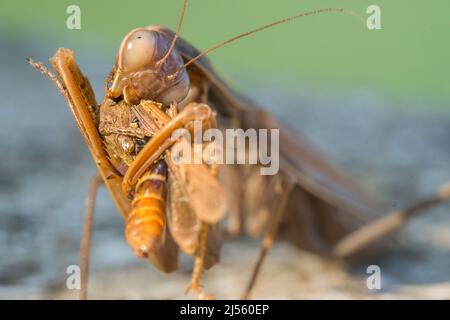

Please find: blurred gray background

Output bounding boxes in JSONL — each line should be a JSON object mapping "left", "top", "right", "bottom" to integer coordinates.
{"left": 1, "top": 0, "right": 450, "bottom": 299}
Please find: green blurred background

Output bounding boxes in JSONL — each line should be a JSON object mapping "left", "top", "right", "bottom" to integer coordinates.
{"left": 1, "top": 0, "right": 449, "bottom": 100}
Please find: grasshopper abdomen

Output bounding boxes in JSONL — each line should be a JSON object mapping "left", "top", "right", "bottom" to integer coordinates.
{"left": 125, "top": 160, "right": 168, "bottom": 258}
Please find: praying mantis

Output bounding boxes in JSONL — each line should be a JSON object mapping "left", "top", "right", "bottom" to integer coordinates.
{"left": 28, "top": 1, "right": 450, "bottom": 299}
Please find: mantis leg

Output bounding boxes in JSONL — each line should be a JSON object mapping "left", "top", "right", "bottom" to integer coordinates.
{"left": 185, "top": 222, "right": 213, "bottom": 299}
{"left": 331, "top": 181, "right": 450, "bottom": 258}
{"left": 79, "top": 174, "right": 104, "bottom": 300}
{"left": 122, "top": 102, "right": 216, "bottom": 195}
{"left": 28, "top": 51, "right": 130, "bottom": 219}
{"left": 186, "top": 158, "right": 220, "bottom": 300}
{"left": 241, "top": 175, "right": 295, "bottom": 300}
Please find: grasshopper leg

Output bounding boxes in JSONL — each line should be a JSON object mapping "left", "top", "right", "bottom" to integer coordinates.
{"left": 124, "top": 102, "right": 218, "bottom": 299}
{"left": 185, "top": 161, "right": 219, "bottom": 300}
{"left": 241, "top": 175, "right": 295, "bottom": 300}
{"left": 122, "top": 102, "right": 216, "bottom": 195}
{"left": 79, "top": 174, "right": 104, "bottom": 300}
{"left": 185, "top": 222, "right": 215, "bottom": 300}
{"left": 185, "top": 113, "right": 219, "bottom": 300}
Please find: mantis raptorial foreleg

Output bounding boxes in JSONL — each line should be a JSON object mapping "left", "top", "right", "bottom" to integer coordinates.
{"left": 122, "top": 102, "right": 216, "bottom": 195}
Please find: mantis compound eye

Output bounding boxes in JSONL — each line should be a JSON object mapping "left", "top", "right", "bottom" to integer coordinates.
{"left": 109, "top": 28, "right": 157, "bottom": 100}
{"left": 119, "top": 29, "right": 156, "bottom": 73}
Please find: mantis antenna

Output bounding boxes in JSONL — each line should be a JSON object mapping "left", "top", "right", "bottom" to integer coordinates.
{"left": 179, "top": 7, "right": 364, "bottom": 72}
{"left": 157, "top": 0, "right": 188, "bottom": 67}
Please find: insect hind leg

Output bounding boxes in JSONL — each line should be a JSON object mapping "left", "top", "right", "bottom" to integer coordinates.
{"left": 80, "top": 174, "right": 104, "bottom": 300}
{"left": 241, "top": 175, "right": 295, "bottom": 300}
{"left": 185, "top": 222, "right": 215, "bottom": 300}
{"left": 331, "top": 182, "right": 450, "bottom": 259}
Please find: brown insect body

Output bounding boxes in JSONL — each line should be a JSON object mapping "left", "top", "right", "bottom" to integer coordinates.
{"left": 151, "top": 27, "right": 386, "bottom": 254}
{"left": 98, "top": 92, "right": 170, "bottom": 259}
{"left": 64, "top": 20, "right": 386, "bottom": 265}
{"left": 106, "top": 23, "right": 392, "bottom": 262}
{"left": 99, "top": 26, "right": 229, "bottom": 264}
{"left": 30, "top": 5, "right": 450, "bottom": 299}
{"left": 30, "top": 29, "right": 383, "bottom": 301}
